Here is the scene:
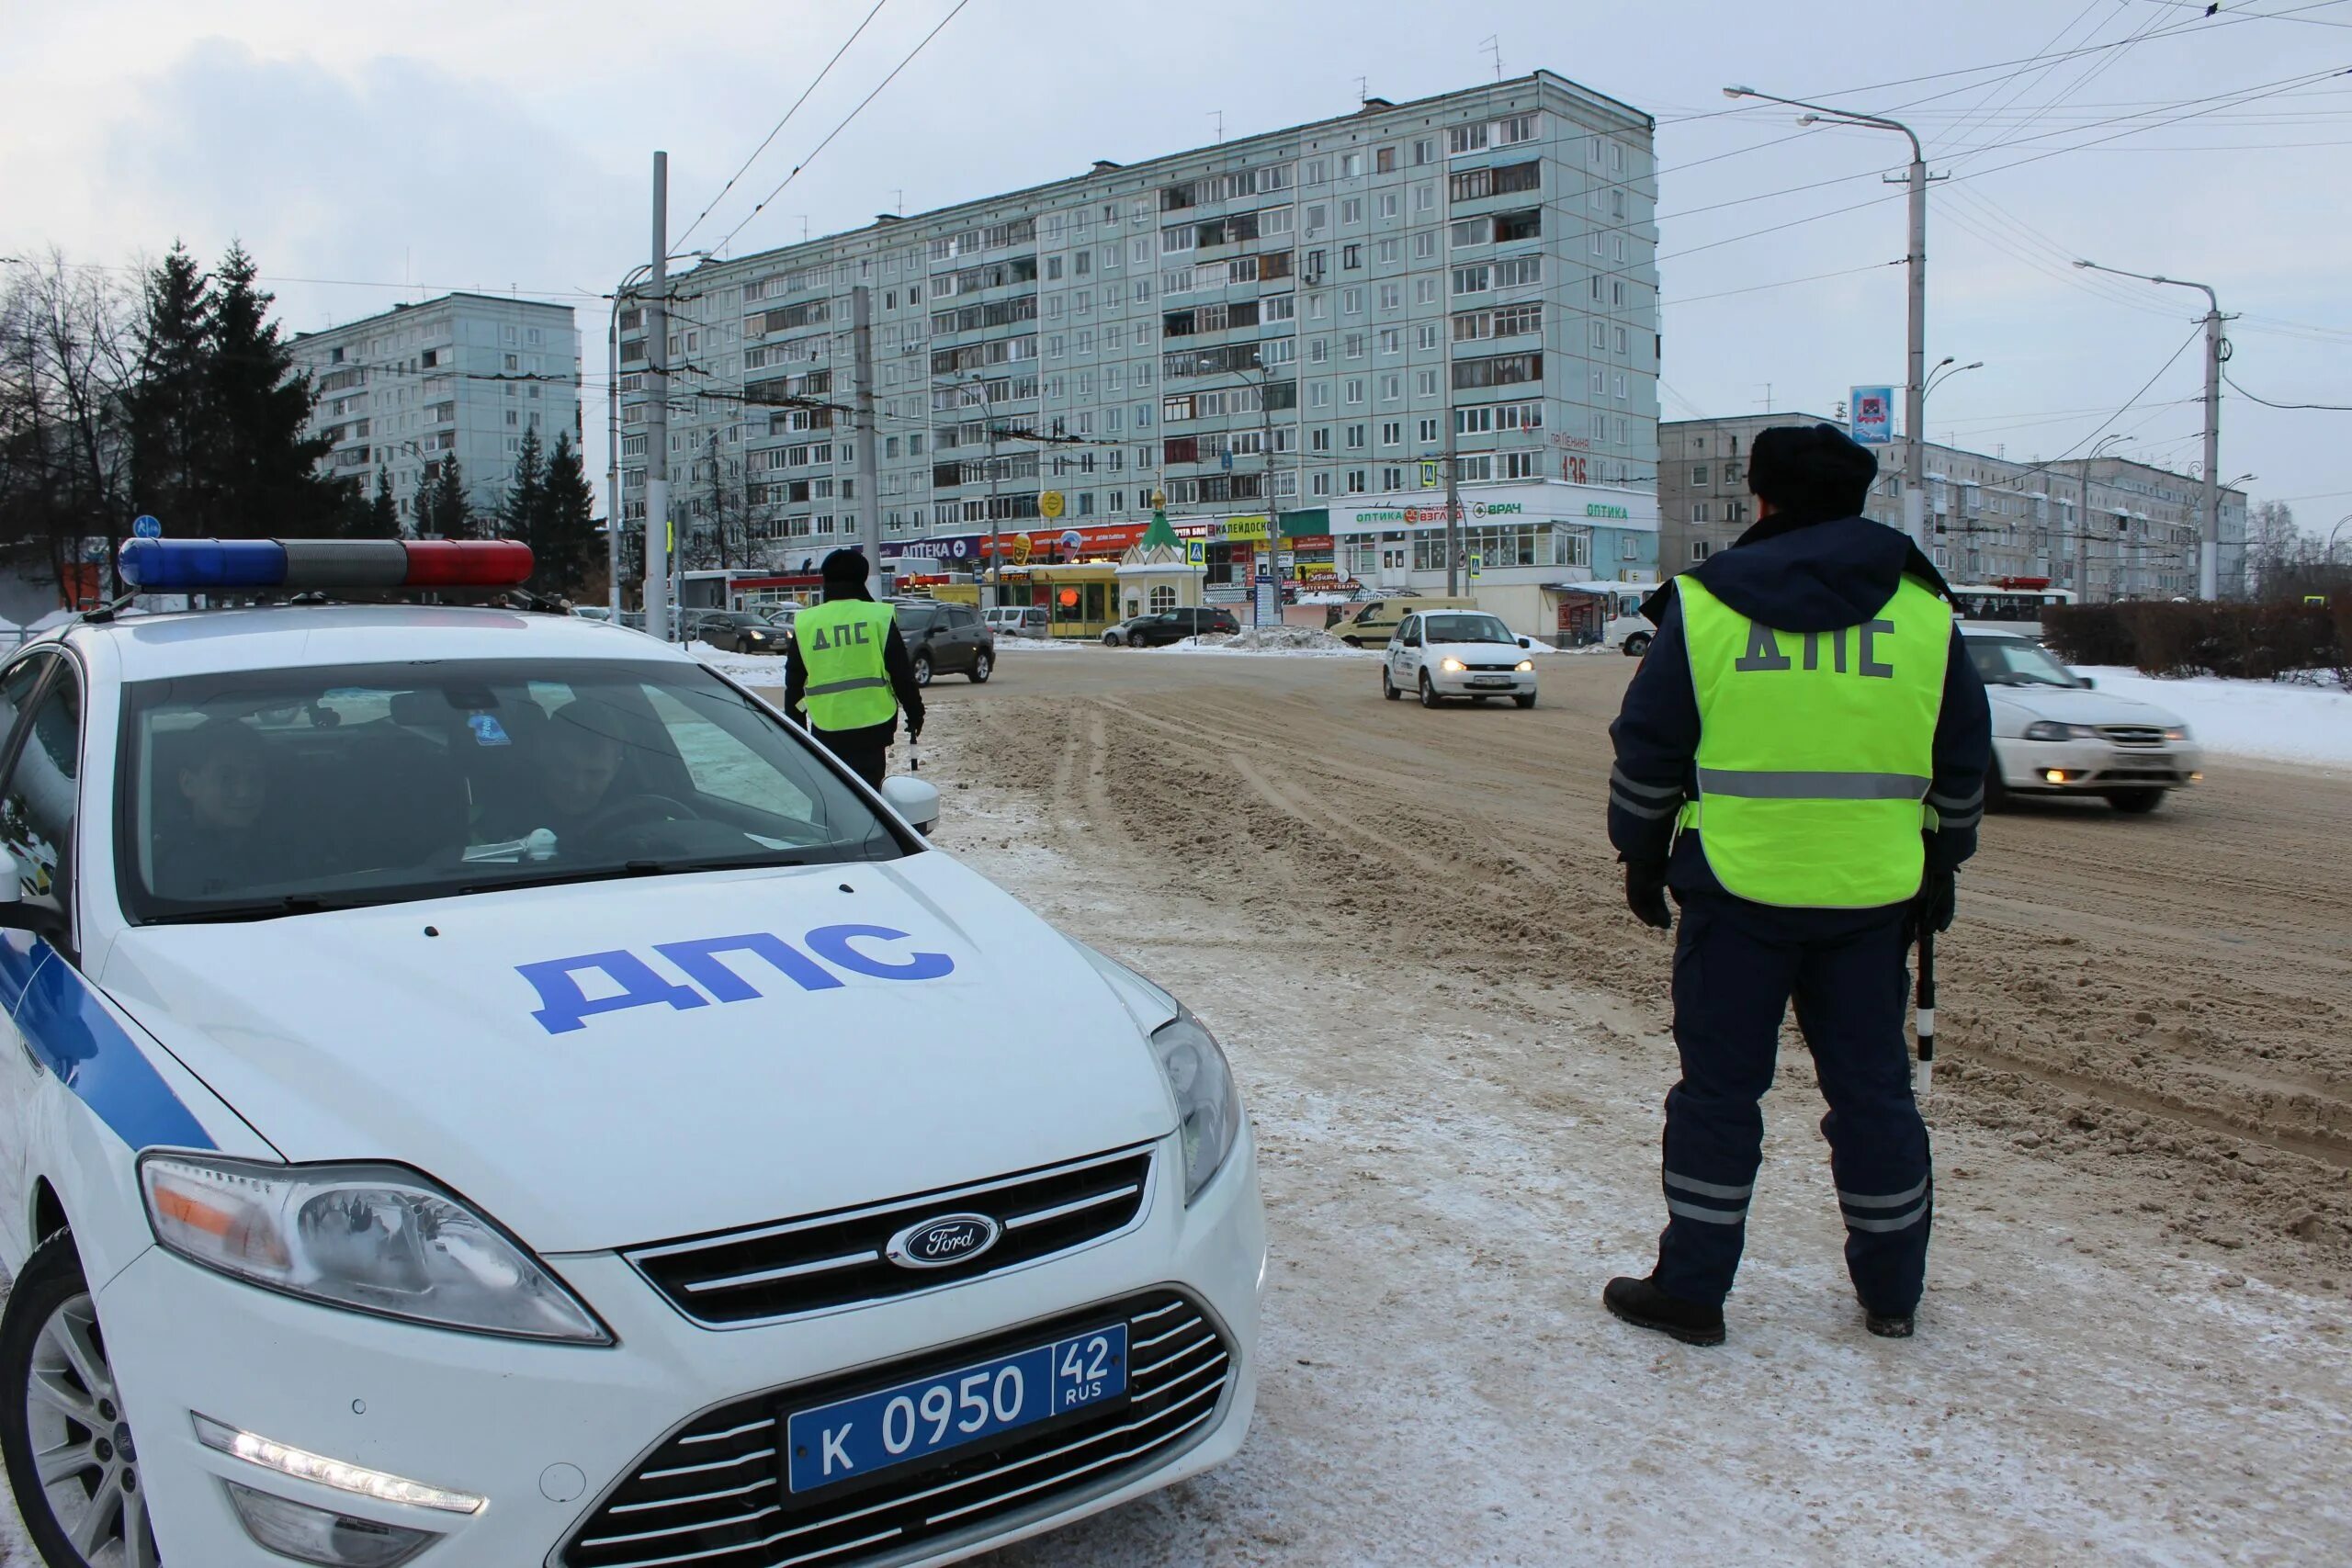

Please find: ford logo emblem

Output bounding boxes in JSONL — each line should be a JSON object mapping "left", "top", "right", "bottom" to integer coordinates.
{"left": 885, "top": 1213, "right": 1001, "bottom": 1271}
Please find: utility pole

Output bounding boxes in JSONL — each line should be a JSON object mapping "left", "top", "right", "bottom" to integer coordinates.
{"left": 2075, "top": 434, "right": 2123, "bottom": 602}
{"left": 645, "top": 152, "right": 672, "bottom": 642}
{"left": 1723, "top": 88, "right": 1931, "bottom": 552}
{"left": 1258, "top": 368, "right": 1278, "bottom": 627}
{"left": 2197, "top": 299, "right": 2223, "bottom": 602}
{"left": 2075, "top": 260, "right": 2227, "bottom": 599}
{"left": 973, "top": 375, "right": 1001, "bottom": 607}
{"left": 606, "top": 289, "right": 623, "bottom": 615}
{"left": 1443, "top": 414, "right": 1462, "bottom": 596}
{"left": 851, "top": 284, "right": 883, "bottom": 597}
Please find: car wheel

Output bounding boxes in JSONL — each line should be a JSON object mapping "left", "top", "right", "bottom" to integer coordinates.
{"left": 1984, "top": 761, "right": 2011, "bottom": 814}
{"left": 911, "top": 652, "right": 933, "bottom": 686}
{"left": 1102, "top": 633, "right": 1120, "bottom": 647}
{"left": 969, "top": 651, "right": 992, "bottom": 683}
{"left": 1623, "top": 632, "right": 1653, "bottom": 657}
{"left": 1419, "top": 671, "right": 1441, "bottom": 709}
{"left": 1383, "top": 669, "right": 1400, "bottom": 701}
{"left": 1513, "top": 694, "right": 1537, "bottom": 709}
{"left": 1343, "top": 637, "right": 1363, "bottom": 648}
{"left": 2105, "top": 788, "right": 2165, "bottom": 814}
{"left": 0, "top": 1233, "right": 163, "bottom": 1568}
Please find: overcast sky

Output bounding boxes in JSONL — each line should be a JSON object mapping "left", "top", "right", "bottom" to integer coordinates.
{"left": 6, "top": 0, "right": 2346, "bottom": 530}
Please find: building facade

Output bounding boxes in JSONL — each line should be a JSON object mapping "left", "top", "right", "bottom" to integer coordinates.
{"left": 626, "top": 72, "right": 1662, "bottom": 629}
{"left": 290, "top": 293, "right": 582, "bottom": 526}
{"left": 1660, "top": 413, "right": 2247, "bottom": 601}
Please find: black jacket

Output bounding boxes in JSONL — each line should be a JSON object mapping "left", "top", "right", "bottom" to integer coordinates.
{"left": 782, "top": 588, "right": 926, "bottom": 742}
{"left": 1607, "top": 513, "right": 1992, "bottom": 903}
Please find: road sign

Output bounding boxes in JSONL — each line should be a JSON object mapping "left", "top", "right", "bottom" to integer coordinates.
{"left": 1039, "top": 491, "right": 1066, "bottom": 520}
{"left": 1850, "top": 386, "right": 1894, "bottom": 445}
{"left": 1186, "top": 539, "right": 1205, "bottom": 566}
{"left": 1420, "top": 460, "right": 1440, "bottom": 490}
{"left": 1221, "top": 450, "right": 1234, "bottom": 471}
{"left": 1468, "top": 551, "right": 1483, "bottom": 581}
{"left": 131, "top": 514, "right": 162, "bottom": 539}
{"left": 1252, "top": 568, "right": 1277, "bottom": 627}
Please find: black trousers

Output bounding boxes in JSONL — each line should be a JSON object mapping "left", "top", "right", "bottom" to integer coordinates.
{"left": 813, "top": 723, "right": 891, "bottom": 790}
{"left": 1654, "top": 890, "right": 1931, "bottom": 1315}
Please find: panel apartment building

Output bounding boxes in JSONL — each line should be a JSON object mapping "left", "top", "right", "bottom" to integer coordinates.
{"left": 290, "top": 293, "right": 582, "bottom": 526}
{"left": 1659, "top": 413, "right": 2248, "bottom": 601}
{"left": 627, "top": 71, "right": 1663, "bottom": 630}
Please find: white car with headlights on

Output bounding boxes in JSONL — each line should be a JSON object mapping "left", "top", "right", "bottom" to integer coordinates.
{"left": 1381, "top": 609, "right": 1541, "bottom": 708}
{"left": 1964, "top": 626, "right": 2201, "bottom": 813}
{"left": 0, "top": 537, "right": 1262, "bottom": 1568}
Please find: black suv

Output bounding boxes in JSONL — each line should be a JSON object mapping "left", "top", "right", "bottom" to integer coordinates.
{"left": 689, "top": 610, "right": 788, "bottom": 655}
{"left": 1105, "top": 607, "right": 1240, "bottom": 647}
{"left": 889, "top": 600, "right": 995, "bottom": 684}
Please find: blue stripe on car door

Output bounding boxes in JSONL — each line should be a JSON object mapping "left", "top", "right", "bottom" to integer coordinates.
{"left": 13, "top": 942, "right": 215, "bottom": 1151}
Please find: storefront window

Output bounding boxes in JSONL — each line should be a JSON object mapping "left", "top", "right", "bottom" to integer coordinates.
{"left": 1149, "top": 585, "right": 1177, "bottom": 613}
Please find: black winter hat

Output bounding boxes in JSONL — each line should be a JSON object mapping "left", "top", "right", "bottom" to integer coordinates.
{"left": 820, "top": 548, "right": 869, "bottom": 586}
{"left": 1747, "top": 423, "right": 1878, "bottom": 520}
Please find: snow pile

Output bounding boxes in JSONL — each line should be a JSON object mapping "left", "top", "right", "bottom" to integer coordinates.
{"left": 992, "top": 635, "right": 1083, "bottom": 651}
{"left": 689, "top": 648, "right": 789, "bottom": 685}
{"left": 2075, "top": 667, "right": 2352, "bottom": 766}
{"left": 1153, "top": 625, "right": 1374, "bottom": 657}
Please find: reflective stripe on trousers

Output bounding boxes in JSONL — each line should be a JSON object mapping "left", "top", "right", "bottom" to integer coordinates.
{"left": 1663, "top": 1169, "right": 1751, "bottom": 1226}
{"left": 1838, "top": 1176, "right": 1931, "bottom": 1234}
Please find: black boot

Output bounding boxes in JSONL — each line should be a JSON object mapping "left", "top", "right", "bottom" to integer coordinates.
{"left": 1603, "top": 1275, "right": 1725, "bottom": 1347}
{"left": 1864, "top": 1306, "right": 1916, "bottom": 1339}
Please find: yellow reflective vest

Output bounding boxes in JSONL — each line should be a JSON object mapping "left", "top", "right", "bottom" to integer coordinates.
{"left": 794, "top": 600, "right": 899, "bottom": 731}
{"left": 1676, "top": 573, "right": 1951, "bottom": 908}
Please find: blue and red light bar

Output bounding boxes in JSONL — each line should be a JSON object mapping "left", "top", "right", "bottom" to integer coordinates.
{"left": 119, "top": 537, "right": 535, "bottom": 592}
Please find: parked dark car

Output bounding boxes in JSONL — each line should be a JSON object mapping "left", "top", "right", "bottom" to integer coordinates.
{"left": 689, "top": 609, "right": 790, "bottom": 655}
{"left": 889, "top": 599, "right": 995, "bottom": 684}
{"left": 1104, "top": 607, "right": 1240, "bottom": 647}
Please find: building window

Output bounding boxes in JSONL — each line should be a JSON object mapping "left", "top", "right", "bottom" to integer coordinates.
{"left": 1692, "top": 502, "right": 1710, "bottom": 524}
{"left": 1692, "top": 540, "right": 1712, "bottom": 562}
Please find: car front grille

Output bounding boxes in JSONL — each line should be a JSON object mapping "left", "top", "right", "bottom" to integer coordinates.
{"left": 626, "top": 1146, "right": 1155, "bottom": 1326}
{"left": 2098, "top": 724, "right": 2167, "bottom": 747}
{"left": 560, "top": 1290, "right": 1232, "bottom": 1568}
{"left": 1464, "top": 661, "right": 1521, "bottom": 672}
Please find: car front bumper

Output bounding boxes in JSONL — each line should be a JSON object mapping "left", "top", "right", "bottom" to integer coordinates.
{"left": 97, "top": 1127, "right": 1264, "bottom": 1567}
{"left": 1427, "top": 667, "right": 1537, "bottom": 698}
{"left": 1996, "top": 737, "right": 2203, "bottom": 793}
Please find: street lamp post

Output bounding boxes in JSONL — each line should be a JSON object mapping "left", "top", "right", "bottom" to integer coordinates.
{"left": 1725, "top": 86, "right": 1931, "bottom": 551}
{"left": 2075, "top": 259, "right": 2227, "bottom": 600}
{"left": 2075, "top": 434, "right": 2127, "bottom": 602}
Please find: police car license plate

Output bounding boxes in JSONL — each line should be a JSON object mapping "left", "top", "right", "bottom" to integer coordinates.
{"left": 785, "top": 1323, "right": 1127, "bottom": 1494}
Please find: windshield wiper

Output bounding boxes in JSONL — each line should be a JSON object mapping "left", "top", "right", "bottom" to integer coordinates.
{"left": 146, "top": 895, "right": 368, "bottom": 925}
{"left": 454, "top": 855, "right": 812, "bottom": 898}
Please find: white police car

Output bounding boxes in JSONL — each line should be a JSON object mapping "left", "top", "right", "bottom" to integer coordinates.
{"left": 0, "top": 539, "right": 1261, "bottom": 1567}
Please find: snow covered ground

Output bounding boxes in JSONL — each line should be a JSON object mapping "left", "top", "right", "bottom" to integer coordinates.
{"left": 2075, "top": 667, "right": 2352, "bottom": 766}
{"left": 1151, "top": 626, "right": 1374, "bottom": 657}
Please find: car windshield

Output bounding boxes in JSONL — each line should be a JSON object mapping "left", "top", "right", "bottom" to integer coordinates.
{"left": 1968, "top": 637, "right": 2081, "bottom": 688}
{"left": 118, "top": 658, "right": 907, "bottom": 924}
{"left": 1422, "top": 614, "right": 1515, "bottom": 645}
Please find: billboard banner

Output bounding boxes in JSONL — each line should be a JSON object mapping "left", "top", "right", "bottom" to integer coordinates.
{"left": 1850, "top": 386, "right": 1894, "bottom": 446}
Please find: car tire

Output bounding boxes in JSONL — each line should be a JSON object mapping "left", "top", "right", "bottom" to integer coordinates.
{"left": 1343, "top": 637, "right": 1363, "bottom": 648}
{"left": 1984, "top": 761, "right": 2011, "bottom": 814}
{"left": 1513, "top": 694, "right": 1537, "bottom": 709}
{"left": 0, "top": 1232, "right": 163, "bottom": 1568}
{"left": 969, "top": 651, "right": 992, "bottom": 683}
{"left": 1623, "top": 632, "right": 1652, "bottom": 657}
{"left": 2105, "top": 788, "right": 2165, "bottom": 814}
{"left": 911, "top": 652, "right": 933, "bottom": 687}
{"left": 1419, "top": 671, "right": 1441, "bottom": 709}
{"left": 1383, "top": 669, "right": 1400, "bottom": 701}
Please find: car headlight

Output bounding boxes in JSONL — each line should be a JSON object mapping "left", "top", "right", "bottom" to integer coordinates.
{"left": 141, "top": 1154, "right": 611, "bottom": 1344}
{"left": 2165, "top": 725, "right": 2188, "bottom": 741}
{"left": 1151, "top": 1011, "right": 1242, "bottom": 1204}
{"left": 1440, "top": 657, "right": 1465, "bottom": 673}
{"left": 2023, "top": 720, "right": 2098, "bottom": 742}
{"left": 1515, "top": 659, "right": 1534, "bottom": 672}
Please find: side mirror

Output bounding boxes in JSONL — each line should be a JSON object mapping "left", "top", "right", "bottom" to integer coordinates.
{"left": 1517, "top": 636, "right": 1535, "bottom": 650}
{"left": 880, "top": 774, "right": 941, "bottom": 836}
{"left": 2078, "top": 675, "right": 2096, "bottom": 690}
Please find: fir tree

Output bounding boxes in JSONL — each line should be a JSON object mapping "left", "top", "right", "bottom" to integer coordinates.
{"left": 498, "top": 424, "right": 544, "bottom": 542}
{"left": 421, "top": 457, "right": 471, "bottom": 538}
{"left": 364, "top": 466, "right": 401, "bottom": 537}
{"left": 207, "top": 243, "right": 335, "bottom": 536}
{"left": 535, "top": 429, "right": 599, "bottom": 597}
{"left": 123, "top": 243, "right": 213, "bottom": 536}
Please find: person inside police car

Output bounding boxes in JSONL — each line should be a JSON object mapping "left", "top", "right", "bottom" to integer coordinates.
{"left": 1602, "top": 423, "right": 1991, "bottom": 1346}
{"left": 783, "top": 548, "right": 925, "bottom": 791}
{"left": 156, "top": 716, "right": 272, "bottom": 896}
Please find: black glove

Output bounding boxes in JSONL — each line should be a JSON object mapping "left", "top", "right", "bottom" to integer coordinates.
{"left": 907, "top": 720, "right": 923, "bottom": 745}
{"left": 1907, "top": 868, "right": 1956, "bottom": 942}
{"left": 1623, "top": 858, "right": 1673, "bottom": 931}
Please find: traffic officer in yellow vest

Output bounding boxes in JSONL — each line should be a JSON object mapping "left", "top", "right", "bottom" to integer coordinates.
{"left": 783, "top": 548, "right": 926, "bottom": 790}
{"left": 1604, "top": 423, "right": 1990, "bottom": 1346}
